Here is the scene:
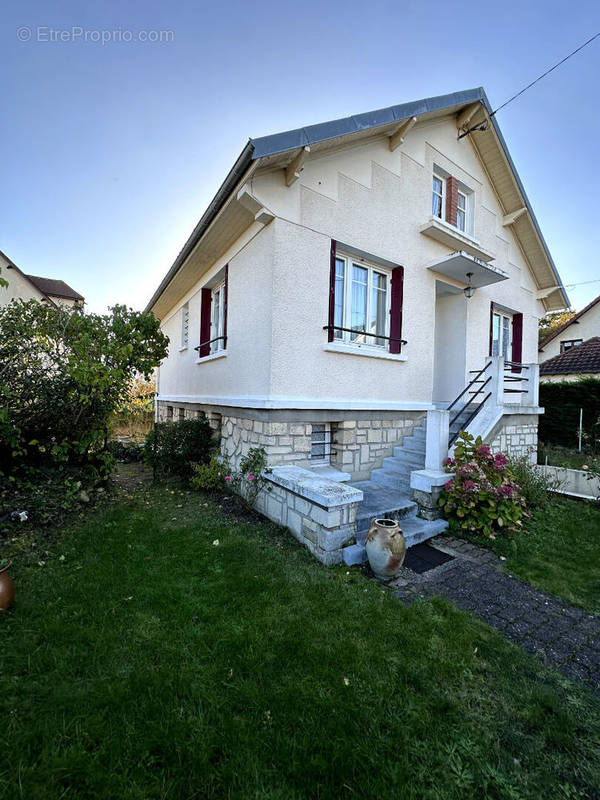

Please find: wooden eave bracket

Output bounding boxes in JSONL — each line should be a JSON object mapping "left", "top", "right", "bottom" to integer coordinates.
{"left": 536, "top": 286, "right": 560, "bottom": 300}
{"left": 388, "top": 116, "right": 417, "bottom": 151}
{"left": 285, "top": 146, "right": 310, "bottom": 186}
{"left": 236, "top": 185, "right": 275, "bottom": 225}
{"left": 502, "top": 207, "right": 527, "bottom": 226}
{"left": 456, "top": 102, "right": 482, "bottom": 131}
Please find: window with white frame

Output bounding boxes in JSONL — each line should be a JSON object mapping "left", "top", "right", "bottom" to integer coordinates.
{"left": 560, "top": 339, "right": 583, "bottom": 353}
{"left": 180, "top": 303, "right": 189, "bottom": 348}
{"left": 491, "top": 311, "right": 512, "bottom": 359}
{"left": 210, "top": 281, "right": 226, "bottom": 354}
{"left": 333, "top": 254, "right": 390, "bottom": 348}
{"left": 456, "top": 190, "right": 467, "bottom": 232}
{"left": 432, "top": 174, "right": 445, "bottom": 219}
{"left": 311, "top": 423, "right": 331, "bottom": 464}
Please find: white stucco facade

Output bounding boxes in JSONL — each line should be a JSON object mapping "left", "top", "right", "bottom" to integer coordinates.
{"left": 156, "top": 115, "right": 544, "bottom": 412}
{"left": 538, "top": 298, "right": 600, "bottom": 362}
{"left": 0, "top": 253, "right": 48, "bottom": 306}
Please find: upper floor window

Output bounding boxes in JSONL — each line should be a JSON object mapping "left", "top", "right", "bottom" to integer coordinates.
{"left": 432, "top": 175, "right": 445, "bottom": 219}
{"left": 211, "top": 281, "right": 226, "bottom": 354}
{"left": 180, "top": 302, "right": 189, "bottom": 349}
{"left": 560, "top": 339, "right": 583, "bottom": 353}
{"left": 456, "top": 190, "right": 467, "bottom": 232}
{"left": 333, "top": 253, "right": 390, "bottom": 348}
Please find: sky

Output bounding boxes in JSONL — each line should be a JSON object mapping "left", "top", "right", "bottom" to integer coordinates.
{"left": 2, "top": 0, "right": 599, "bottom": 314}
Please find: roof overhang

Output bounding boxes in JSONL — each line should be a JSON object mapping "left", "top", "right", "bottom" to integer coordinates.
{"left": 146, "top": 88, "right": 570, "bottom": 316}
{"left": 427, "top": 251, "right": 509, "bottom": 288}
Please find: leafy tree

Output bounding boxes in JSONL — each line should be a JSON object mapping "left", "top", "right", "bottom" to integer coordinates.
{"left": 538, "top": 310, "right": 575, "bottom": 345}
{"left": 0, "top": 300, "right": 168, "bottom": 478}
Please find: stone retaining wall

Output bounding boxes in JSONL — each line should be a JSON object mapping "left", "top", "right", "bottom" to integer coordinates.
{"left": 488, "top": 414, "right": 538, "bottom": 464}
{"left": 255, "top": 466, "right": 363, "bottom": 565}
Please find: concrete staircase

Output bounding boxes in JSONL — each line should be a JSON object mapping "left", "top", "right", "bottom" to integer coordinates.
{"left": 343, "top": 419, "right": 448, "bottom": 565}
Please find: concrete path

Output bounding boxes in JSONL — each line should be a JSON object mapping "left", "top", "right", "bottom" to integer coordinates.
{"left": 390, "top": 536, "right": 600, "bottom": 695}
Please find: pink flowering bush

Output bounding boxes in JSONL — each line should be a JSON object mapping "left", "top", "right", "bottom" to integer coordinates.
{"left": 440, "top": 431, "right": 528, "bottom": 539}
{"left": 191, "top": 447, "right": 267, "bottom": 509}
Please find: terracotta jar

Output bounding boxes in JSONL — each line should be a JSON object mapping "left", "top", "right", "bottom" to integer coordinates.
{"left": 0, "top": 561, "right": 15, "bottom": 612}
{"left": 365, "top": 518, "right": 406, "bottom": 580}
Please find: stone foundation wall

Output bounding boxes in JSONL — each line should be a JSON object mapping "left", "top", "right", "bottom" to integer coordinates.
{"left": 155, "top": 401, "right": 424, "bottom": 480}
{"left": 488, "top": 414, "right": 538, "bottom": 464}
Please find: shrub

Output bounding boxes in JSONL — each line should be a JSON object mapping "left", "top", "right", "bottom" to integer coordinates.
{"left": 539, "top": 378, "right": 600, "bottom": 452}
{"left": 144, "top": 418, "right": 215, "bottom": 477}
{"left": 191, "top": 455, "right": 229, "bottom": 491}
{"left": 508, "top": 455, "right": 555, "bottom": 510}
{"left": 107, "top": 439, "right": 144, "bottom": 463}
{"left": 440, "top": 432, "right": 528, "bottom": 539}
{"left": 190, "top": 447, "right": 268, "bottom": 509}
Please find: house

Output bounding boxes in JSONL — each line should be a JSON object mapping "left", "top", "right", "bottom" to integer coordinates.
{"left": 538, "top": 293, "right": 600, "bottom": 363}
{"left": 0, "top": 250, "right": 84, "bottom": 308}
{"left": 146, "top": 88, "right": 569, "bottom": 564}
{"left": 540, "top": 337, "right": 600, "bottom": 382}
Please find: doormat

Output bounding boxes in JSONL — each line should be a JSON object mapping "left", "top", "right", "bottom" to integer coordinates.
{"left": 404, "top": 542, "right": 454, "bottom": 574}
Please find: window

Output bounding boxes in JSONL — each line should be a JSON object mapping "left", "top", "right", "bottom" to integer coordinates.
{"left": 210, "top": 281, "right": 226, "bottom": 354}
{"left": 456, "top": 191, "right": 467, "bottom": 232}
{"left": 491, "top": 311, "right": 512, "bottom": 359}
{"left": 560, "top": 339, "right": 583, "bottom": 353}
{"left": 166, "top": 405, "right": 173, "bottom": 420}
{"left": 432, "top": 174, "right": 445, "bottom": 219}
{"left": 333, "top": 254, "right": 390, "bottom": 348}
{"left": 180, "top": 303, "right": 189, "bottom": 349}
{"left": 178, "top": 408, "right": 185, "bottom": 421}
{"left": 311, "top": 423, "right": 331, "bottom": 464}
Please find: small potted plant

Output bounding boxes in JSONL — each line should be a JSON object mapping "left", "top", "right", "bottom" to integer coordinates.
{"left": 0, "top": 558, "right": 15, "bottom": 612}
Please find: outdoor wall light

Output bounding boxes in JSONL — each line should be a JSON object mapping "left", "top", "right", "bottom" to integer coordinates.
{"left": 463, "top": 272, "right": 475, "bottom": 299}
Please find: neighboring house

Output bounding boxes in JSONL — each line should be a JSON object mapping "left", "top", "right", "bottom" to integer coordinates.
{"left": 538, "top": 293, "right": 600, "bottom": 362}
{"left": 540, "top": 337, "right": 600, "bottom": 382}
{"left": 0, "top": 250, "right": 84, "bottom": 309}
{"left": 146, "top": 88, "right": 569, "bottom": 564}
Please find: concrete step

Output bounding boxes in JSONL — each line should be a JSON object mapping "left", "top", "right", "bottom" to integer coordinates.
{"left": 342, "top": 516, "right": 448, "bottom": 565}
{"left": 395, "top": 438, "right": 426, "bottom": 456}
{"left": 382, "top": 455, "right": 425, "bottom": 473}
{"left": 369, "top": 469, "right": 411, "bottom": 491}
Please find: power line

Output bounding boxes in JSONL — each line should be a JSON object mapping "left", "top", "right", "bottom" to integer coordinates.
{"left": 561, "top": 278, "right": 600, "bottom": 289}
{"left": 459, "top": 32, "right": 600, "bottom": 138}
{"left": 491, "top": 31, "right": 600, "bottom": 118}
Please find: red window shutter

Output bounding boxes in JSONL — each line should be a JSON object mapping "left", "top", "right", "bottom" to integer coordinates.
{"left": 489, "top": 302, "right": 494, "bottom": 356}
{"left": 446, "top": 176, "right": 458, "bottom": 227}
{"left": 199, "top": 287, "right": 212, "bottom": 357}
{"left": 511, "top": 312, "right": 523, "bottom": 373}
{"left": 328, "top": 240, "right": 337, "bottom": 342}
{"left": 223, "top": 264, "right": 229, "bottom": 348}
{"left": 389, "top": 266, "right": 404, "bottom": 354}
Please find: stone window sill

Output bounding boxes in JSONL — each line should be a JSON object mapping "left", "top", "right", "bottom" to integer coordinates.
{"left": 196, "top": 350, "right": 227, "bottom": 365}
{"left": 324, "top": 343, "right": 407, "bottom": 362}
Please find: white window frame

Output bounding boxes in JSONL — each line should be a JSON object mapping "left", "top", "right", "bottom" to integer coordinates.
{"left": 180, "top": 302, "right": 189, "bottom": 349}
{"left": 492, "top": 311, "right": 513, "bottom": 360}
{"left": 560, "top": 339, "right": 583, "bottom": 353}
{"left": 333, "top": 253, "right": 391, "bottom": 350}
{"left": 210, "top": 281, "right": 226, "bottom": 354}
{"left": 432, "top": 174, "right": 445, "bottom": 219}
{"left": 456, "top": 190, "right": 467, "bottom": 232}
{"left": 311, "top": 423, "right": 331, "bottom": 465}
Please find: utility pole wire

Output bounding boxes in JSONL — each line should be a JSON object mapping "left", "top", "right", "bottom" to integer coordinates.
{"left": 459, "top": 32, "right": 600, "bottom": 138}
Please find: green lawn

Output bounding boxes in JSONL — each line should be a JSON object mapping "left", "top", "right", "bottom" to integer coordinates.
{"left": 474, "top": 498, "right": 600, "bottom": 614}
{"left": 1, "top": 486, "right": 599, "bottom": 799}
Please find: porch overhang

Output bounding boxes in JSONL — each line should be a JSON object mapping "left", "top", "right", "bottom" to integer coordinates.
{"left": 427, "top": 251, "right": 508, "bottom": 288}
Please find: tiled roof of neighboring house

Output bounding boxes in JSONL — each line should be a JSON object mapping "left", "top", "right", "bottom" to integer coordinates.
{"left": 26, "top": 275, "right": 84, "bottom": 302}
{"left": 538, "top": 292, "right": 600, "bottom": 352}
{"left": 539, "top": 337, "right": 600, "bottom": 376}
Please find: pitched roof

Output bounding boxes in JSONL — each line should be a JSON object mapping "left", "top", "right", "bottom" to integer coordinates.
{"left": 538, "top": 292, "right": 600, "bottom": 351}
{"left": 146, "top": 87, "right": 569, "bottom": 316}
{"left": 540, "top": 337, "right": 600, "bottom": 375}
{"left": 26, "top": 274, "right": 84, "bottom": 302}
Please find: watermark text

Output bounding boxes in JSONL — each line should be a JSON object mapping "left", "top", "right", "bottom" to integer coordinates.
{"left": 17, "top": 26, "right": 174, "bottom": 44}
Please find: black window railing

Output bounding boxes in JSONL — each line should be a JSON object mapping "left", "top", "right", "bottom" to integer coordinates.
{"left": 323, "top": 325, "right": 407, "bottom": 346}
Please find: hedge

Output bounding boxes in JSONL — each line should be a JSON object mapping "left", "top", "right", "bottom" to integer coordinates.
{"left": 539, "top": 377, "right": 600, "bottom": 450}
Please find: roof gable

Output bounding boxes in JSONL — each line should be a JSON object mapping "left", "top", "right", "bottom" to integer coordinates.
{"left": 26, "top": 274, "right": 84, "bottom": 302}
{"left": 539, "top": 293, "right": 600, "bottom": 351}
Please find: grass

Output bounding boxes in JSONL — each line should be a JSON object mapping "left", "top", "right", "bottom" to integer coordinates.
{"left": 472, "top": 498, "right": 600, "bottom": 615}
{"left": 1, "top": 485, "right": 600, "bottom": 799}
